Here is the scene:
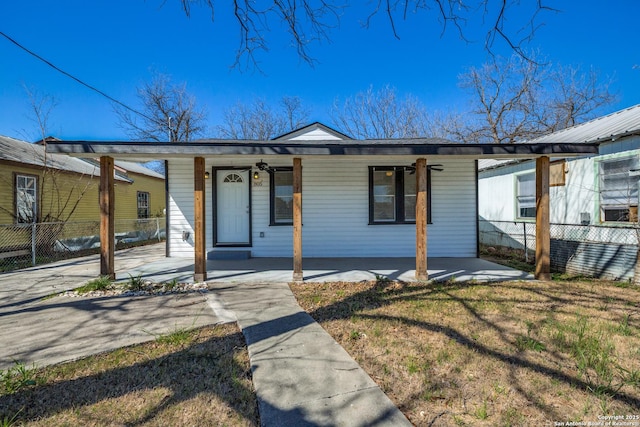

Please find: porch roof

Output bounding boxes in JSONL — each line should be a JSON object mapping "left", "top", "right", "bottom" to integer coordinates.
{"left": 46, "top": 139, "right": 599, "bottom": 159}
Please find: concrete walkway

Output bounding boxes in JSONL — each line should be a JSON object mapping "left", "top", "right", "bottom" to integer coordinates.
{"left": 212, "top": 281, "right": 412, "bottom": 427}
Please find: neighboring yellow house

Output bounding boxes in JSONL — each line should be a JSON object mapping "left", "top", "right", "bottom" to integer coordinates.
{"left": 0, "top": 135, "right": 165, "bottom": 226}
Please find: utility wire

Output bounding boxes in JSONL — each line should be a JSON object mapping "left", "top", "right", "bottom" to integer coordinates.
{"left": 0, "top": 30, "right": 157, "bottom": 124}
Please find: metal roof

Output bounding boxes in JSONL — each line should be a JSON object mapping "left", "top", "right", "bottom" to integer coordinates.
{"left": 114, "top": 160, "right": 164, "bottom": 179}
{"left": 526, "top": 104, "right": 640, "bottom": 144}
{"left": 0, "top": 135, "right": 104, "bottom": 176}
{"left": 477, "top": 159, "right": 520, "bottom": 170}
{"left": 478, "top": 104, "right": 640, "bottom": 171}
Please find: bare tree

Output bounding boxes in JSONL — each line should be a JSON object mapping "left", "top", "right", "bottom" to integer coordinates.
{"left": 116, "top": 73, "right": 207, "bottom": 142}
{"left": 23, "top": 87, "right": 57, "bottom": 144}
{"left": 175, "top": 1, "right": 556, "bottom": 69}
{"left": 217, "top": 96, "right": 310, "bottom": 140}
{"left": 280, "top": 96, "right": 311, "bottom": 133}
{"left": 453, "top": 55, "right": 544, "bottom": 144}
{"left": 451, "top": 54, "right": 616, "bottom": 144}
{"left": 544, "top": 65, "right": 617, "bottom": 131}
{"left": 20, "top": 87, "right": 95, "bottom": 224}
{"left": 422, "top": 109, "right": 468, "bottom": 140}
{"left": 330, "top": 85, "right": 432, "bottom": 139}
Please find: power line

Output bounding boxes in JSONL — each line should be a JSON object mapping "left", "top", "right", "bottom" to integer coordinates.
{"left": 0, "top": 30, "right": 157, "bottom": 124}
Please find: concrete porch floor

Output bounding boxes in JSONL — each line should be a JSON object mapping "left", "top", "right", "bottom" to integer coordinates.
{"left": 125, "top": 253, "right": 534, "bottom": 284}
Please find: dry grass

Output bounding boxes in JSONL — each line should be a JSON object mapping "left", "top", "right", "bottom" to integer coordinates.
{"left": 0, "top": 324, "right": 258, "bottom": 426}
{"left": 291, "top": 279, "right": 640, "bottom": 427}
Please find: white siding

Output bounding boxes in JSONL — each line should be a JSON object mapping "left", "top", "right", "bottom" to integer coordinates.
{"left": 600, "top": 135, "right": 640, "bottom": 155}
{"left": 478, "top": 166, "right": 520, "bottom": 221}
{"left": 555, "top": 158, "right": 597, "bottom": 224}
{"left": 429, "top": 160, "right": 477, "bottom": 256}
{"left": 286, "top": 128, "right": 343, "bottom": 140}
{"left": 168, "top": 156, "right": 477, "bottom": 258}
{"left": 168, "top": 159, "right": 198, "bottom": 257}
{"left": 167, "top": 158, "right": 217, "bottom": 257}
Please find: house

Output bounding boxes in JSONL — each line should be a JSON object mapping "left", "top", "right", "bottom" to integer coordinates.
{"left": 46, "top": 122, "right": 598, "bottom": 281}
{"left": 0, "top": 135, "right": 165, "bottom": 224}
{"left": 0, "top": 135, "right": 165, "bottom": 260}
{"left": 478, "top": 104, "right": 640, "bottom": 279}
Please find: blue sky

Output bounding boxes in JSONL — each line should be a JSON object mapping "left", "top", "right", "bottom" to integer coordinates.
{"left": 1, "top": 1, "right": 639, "bottom": 141}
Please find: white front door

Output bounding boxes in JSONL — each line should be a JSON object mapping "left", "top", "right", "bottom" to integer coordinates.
{"left": 216, "top": 170, "right": 250, "bottom": 244}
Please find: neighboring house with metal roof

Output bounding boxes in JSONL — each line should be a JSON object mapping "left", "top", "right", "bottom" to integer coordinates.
{"left": 0, "top": 135, "right": 165, "bottom": 225}
{"left": 478, "top": 104, "right": 640, "bottom": 279}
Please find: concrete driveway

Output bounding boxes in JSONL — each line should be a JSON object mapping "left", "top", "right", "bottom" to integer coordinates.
{"left": 0, "top": 244, "right": 222, "bottom": 370}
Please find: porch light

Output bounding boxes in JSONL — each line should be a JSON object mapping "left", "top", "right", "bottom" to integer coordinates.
{"left": 253, "top": 170, "right": 260, "bottom": 180}
{"left": 204, "top": 171, "right": 210, "bottom": 179}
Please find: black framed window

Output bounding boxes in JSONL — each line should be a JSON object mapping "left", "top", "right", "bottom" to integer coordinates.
{"left": 137, "top": 191, "right": 150, "bottom": 219}
{"left": 270, "top": 168, "right": 293, "bottom": 225}
{"left": 369, "top": 166, "right": 431, "bottom": 224}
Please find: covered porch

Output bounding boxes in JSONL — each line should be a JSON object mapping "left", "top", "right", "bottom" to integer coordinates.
{"left": 47, "top": 133, "right": 599, "bottom": 284}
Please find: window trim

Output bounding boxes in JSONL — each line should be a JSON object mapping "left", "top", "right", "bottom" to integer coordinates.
{"left": 269, "top": 167, "right": 294, "bottom": 226}
{"left": 515, "top": 171, "right": 536, "bottom": 220}
{"left": 137, "top": 191, "right": 150, "bottom": 219}
{"left": 368, "top": 166, "right": 431, "bottom": 225}
{"left": 14, "top": 172, "right": 39, "bottom": 224}
{"left": 598, "top": 155, "right": 640, "bottom": 223}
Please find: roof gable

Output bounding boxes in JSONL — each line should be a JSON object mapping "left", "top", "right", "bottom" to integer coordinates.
{"left": 273, "top": 122, "right": 352, "bottom": 141}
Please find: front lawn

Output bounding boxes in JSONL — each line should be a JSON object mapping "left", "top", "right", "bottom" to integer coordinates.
{"left": 291, "top": 278, "right": 640, "bottom": 426}
{"left": 0, "top": 325, "right": 258, "bottom": 426}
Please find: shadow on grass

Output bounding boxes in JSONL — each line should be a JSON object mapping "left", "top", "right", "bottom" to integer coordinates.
{"left": 296, "top": 279, "right": 640, "bottom": 417}
{"left": 0, "top": 327, "right": 259, "bottom": 426}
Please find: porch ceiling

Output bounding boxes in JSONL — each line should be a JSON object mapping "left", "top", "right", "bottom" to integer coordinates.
{"left": 46, "top": 140, "right": 599, "bottom": 160}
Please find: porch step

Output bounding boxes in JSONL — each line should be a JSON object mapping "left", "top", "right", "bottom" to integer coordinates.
{"left": 207, "top": 250, "right": 251, "bottom": 260}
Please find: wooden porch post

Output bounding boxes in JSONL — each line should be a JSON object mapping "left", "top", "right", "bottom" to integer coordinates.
{"left": 415, "top": 158, "right": 428, "bottom": 280}
{"left": 99, "top": 156, "right": 115, "bottom": 279}
{"left": 293, "top": 157, "right": 303, "bottom": 282}
{"left": 535, "top": 156, "right": 551, "bottom": 281}
{"left": 194, "top": 157, "right": 207, "bottom": 282}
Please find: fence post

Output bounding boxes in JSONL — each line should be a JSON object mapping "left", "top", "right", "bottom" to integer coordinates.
{"left": 156, "top": 217, "right": 160, "bottom": 242}
{"left": 31, "top": 222, "right": 37, "bottom": 266}
{"left": 523, "top": 222, "right": 528, "bottom": 263}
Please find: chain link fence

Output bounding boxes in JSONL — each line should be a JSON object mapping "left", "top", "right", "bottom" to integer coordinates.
{"left": 0, "top": 218, "right": 165, "bottom": 272}
{"left": 479, "top": 219, "right": 639, "bottom": 280}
